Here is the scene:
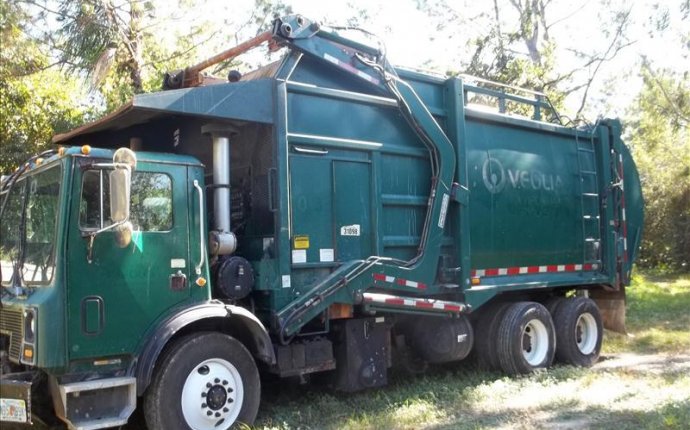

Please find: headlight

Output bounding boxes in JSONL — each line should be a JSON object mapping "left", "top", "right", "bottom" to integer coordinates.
{"left": 24, "top": 309, "right": 36, "bottom": 343}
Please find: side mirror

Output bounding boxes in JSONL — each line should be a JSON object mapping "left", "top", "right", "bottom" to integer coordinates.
{"left": 109, "top": 147, "right": 137, "bottom": 224}
{"left": 109, "top": 169, "right": 131, "bottom": 223}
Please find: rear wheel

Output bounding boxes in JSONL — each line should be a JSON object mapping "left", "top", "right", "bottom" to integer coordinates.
{"left": 144, "top": 332, "right": 260, "bottom": 430}
{"left": 473, "top": 301, "right": 511, "bottom": 370}
{"left": 544, "top": 296, "right": 566, "bottom": 316}
{"left": 553, "top": 297, "right": 603, "bottom": 366}
{"left": 496, "top": 302, "right": 555, "bottom": 374}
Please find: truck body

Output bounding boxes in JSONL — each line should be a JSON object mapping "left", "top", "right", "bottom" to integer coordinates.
{"left": 0, "top": 15, "right": 642, "bottom": 430}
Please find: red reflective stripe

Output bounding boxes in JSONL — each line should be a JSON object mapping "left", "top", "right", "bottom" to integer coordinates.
{"left": 396, "top": 278, "right": 406, "bottom": 286}
{"left": 547, "top": 265, "right": 558, "bottom": 272}
{"left": 444, "top": 304, "right": 462, "bottom": 312}
{"left": 417, "top": 283, "right": 427, "bottom": 290}
{"left": 385, "top": 298, "right": 405, "bottom": 306}
{"left": 565, "top": 264, "right": 576, "bottom": 271}
{"left": 373, "top": 273, "right": 386, "bottom": 282}
{"left": 415, "top": 301, "right": 433, "bottom": 309}
{"left": 527, "top": 266, "right": 540, "bottom": 274}
{"left": 506, "top": 267, "right": 520, "bottom": 275}
{"left": 584, "top": 263, "right": 594, "bottom": 271}
{"left": 485, "top": 268, "right": 500, "bottom": 276}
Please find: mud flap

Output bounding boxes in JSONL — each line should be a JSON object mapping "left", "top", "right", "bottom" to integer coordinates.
{"left": 590, "top": 285, "right": 627, "bottom": 334}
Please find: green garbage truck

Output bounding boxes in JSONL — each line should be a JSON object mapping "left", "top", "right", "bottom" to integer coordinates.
{"left": 0, "top": 14, "right": 643, "bottom": 430}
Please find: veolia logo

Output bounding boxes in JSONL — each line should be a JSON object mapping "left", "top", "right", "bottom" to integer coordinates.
{"left": 482, "top": 156, "right": 563, "bottom": 193}
{"left": 482, "top": 157, "right": 506, "bottom": 194}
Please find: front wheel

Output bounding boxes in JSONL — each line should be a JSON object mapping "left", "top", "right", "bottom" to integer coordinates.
{"left": 144, "top": 332, "right": 260, "bottom": 430}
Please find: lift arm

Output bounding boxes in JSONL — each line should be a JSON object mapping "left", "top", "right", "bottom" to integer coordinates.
{"left": 269, "top": 15, "right": 459, "bottom": 338}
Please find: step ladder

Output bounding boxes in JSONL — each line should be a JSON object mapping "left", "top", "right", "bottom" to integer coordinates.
{"left": 575, "top": 132, "right": 603, "bottom": 270}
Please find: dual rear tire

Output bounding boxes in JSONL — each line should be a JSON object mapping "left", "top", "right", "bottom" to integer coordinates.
{"left": 475, "top": 297, "right": 603, "bottom": 375}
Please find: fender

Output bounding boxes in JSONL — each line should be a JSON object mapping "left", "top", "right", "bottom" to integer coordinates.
{"left": 132, "top": 300, "right": 275, "bottom": 395}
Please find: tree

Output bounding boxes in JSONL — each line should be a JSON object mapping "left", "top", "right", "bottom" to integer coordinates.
{"left": 627, "top": 65, "right": 690, "bottom": 271}
{"left": 416, "top": 0, "right": 634, "bottom": 122}
{"left": 0, "top": 1, "right": 88, "bottom": 173}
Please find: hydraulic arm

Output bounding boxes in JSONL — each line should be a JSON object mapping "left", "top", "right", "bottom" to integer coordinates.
{"left": 269, "top": 15, "right": 459, "bottom": 338}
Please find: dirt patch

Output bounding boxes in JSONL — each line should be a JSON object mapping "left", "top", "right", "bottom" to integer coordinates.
{"left": 595, "top": 352, "right": 690, "bottom": 374}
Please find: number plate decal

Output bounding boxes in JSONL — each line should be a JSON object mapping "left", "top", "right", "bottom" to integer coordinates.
{"left": 1, "top": 398, "right": 27, "bottom": 423}
{"left": 340, "top": 224, "right": 361, "bottom": 236}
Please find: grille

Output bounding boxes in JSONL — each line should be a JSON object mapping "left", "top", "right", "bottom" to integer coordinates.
{"left": 0, "top": 307, "right": 23, "bottom": 362}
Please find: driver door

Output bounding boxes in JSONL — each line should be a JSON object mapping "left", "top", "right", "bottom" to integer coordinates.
{"left": 66, "top": 160, "right": 193, "bottom": 360}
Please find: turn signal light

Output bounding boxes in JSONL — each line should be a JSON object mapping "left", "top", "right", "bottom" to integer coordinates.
{"left": 471, "top": 277, "right": 481, "bottom": 286}
{"left": 81, "top": 145, "right": 91, "bottom": 155}
{"left": 196, "top": 277, "right": 207, "bottom": 287}
{"left": 23, "top": 346, "right": 34, "bottom": 359}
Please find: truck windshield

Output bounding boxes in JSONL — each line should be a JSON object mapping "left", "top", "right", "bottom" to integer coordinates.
{"left": 0, "top": 165, "right": 62, "bottom": 287}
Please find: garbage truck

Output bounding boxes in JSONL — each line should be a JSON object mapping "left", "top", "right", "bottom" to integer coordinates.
{"left": 0, "top": 14, "right": 643, "bottom": 430}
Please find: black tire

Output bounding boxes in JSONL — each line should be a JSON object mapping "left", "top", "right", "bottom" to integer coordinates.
{"left": 473, "top": 301, "right": 512, "bottom": 370}
{"left": 496, "top": 302, "right": 555, "bottom": 375}
{"left": 553, "top": 297, "right": 603, "bottom": 367}
{"left": 544, "top": 296, "right": 566, "bottom": 316}
{"left": 144, "top": 332, "right": 260, "bottom": 430}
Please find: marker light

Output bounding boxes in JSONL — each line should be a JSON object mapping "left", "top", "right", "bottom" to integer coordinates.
{"left": 58, "top": 147, "right": 66, "bottom": 156}
{"left": 196, "top": 277, "right": 207, "bottom": 287}
{"left": 471, "top": 277, "right": 481, "bottom": 286}
{"left": 35, "top": 158, "right": 43, "bottom": 166}
{"left": 81, "top": 145, "right": 92, "bottom": 155}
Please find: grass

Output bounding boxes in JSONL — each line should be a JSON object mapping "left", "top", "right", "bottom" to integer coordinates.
{"left": 604, "top": 272, "right": 690, "bottom": 354}
{"left": 253, "top": 271, "right": 690, "bottom": 430}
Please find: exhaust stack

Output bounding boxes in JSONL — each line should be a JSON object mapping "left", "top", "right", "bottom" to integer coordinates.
{"left": 202, "top": 124, "right": 238, "bottom": 255}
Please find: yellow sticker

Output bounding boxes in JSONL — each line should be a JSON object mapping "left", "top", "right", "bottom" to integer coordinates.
{"left": 293, "top": 235, "right": 310, "bottom": 249}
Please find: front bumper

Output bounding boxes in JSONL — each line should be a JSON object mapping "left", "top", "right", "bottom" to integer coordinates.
{"left": 0, "top": 371, "right": 34, "bottom": 425}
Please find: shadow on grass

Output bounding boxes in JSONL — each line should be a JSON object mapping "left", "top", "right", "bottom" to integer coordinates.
{"left": 255, "top": 357, "right": 690, "bottom": 430}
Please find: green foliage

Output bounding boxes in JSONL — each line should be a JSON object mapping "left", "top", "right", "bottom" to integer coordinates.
{"left": 0, "top": 2, "right": 89, "bottom": 173}
{"left": 627, "top": 67, "right": 690, "bottom": 271}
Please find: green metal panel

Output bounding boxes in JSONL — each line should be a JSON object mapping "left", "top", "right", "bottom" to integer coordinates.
{"left": 465, "top": 116, "right": 582, "bottom": 269}
{"left": 289, "top": 155, "right": 334, "bottom": 265}
{"left": 333, "top": 161, "right": 372, "bottom": 261}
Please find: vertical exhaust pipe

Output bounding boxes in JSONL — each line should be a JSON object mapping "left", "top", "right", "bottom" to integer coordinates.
{"left": 202, "top": 124, "right": 238, "bottom": 255}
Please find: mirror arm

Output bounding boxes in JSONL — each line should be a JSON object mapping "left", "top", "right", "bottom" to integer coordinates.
{"left": 87, "top": 234, "right": 95, "bottom": 264}
{"left": 193, "top": 180, "right": 206, "bottom": 275}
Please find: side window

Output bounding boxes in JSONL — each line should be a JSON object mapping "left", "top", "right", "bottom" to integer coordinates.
{"left": 80, "top": 171, "right": 173, "bottom": 232}
{"left": 131, "top": 173, "right": 173, "bottom": 231}
{"left": 80, "top": 170, "right": 111, "bottom": 229}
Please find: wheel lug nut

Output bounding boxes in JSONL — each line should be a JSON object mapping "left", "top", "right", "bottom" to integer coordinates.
{"left": 227, "top": 387, "right": 233, "bottom": 393}
{"left": 214, "top": 378, "right": 220, "bottom": 383}
{"left": 201, "top": 392, "right": 206, "bottom": 397}
{"left": 215, "top": 412, "right": 221, "bottom": 418}
{"left": 202, "top": 403, "right": 207, "bottom": 408}
{"left": 223, "top": 407, "right": 229, "bottom": 413}
{"left": 206, "top": 382, "right": 212, "bottom": 388}
{"left": 227, "top": 398, "right": 233, "bottom": 403}
{"left": 206, "top": 411, "right": 212, "bottom": 416}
